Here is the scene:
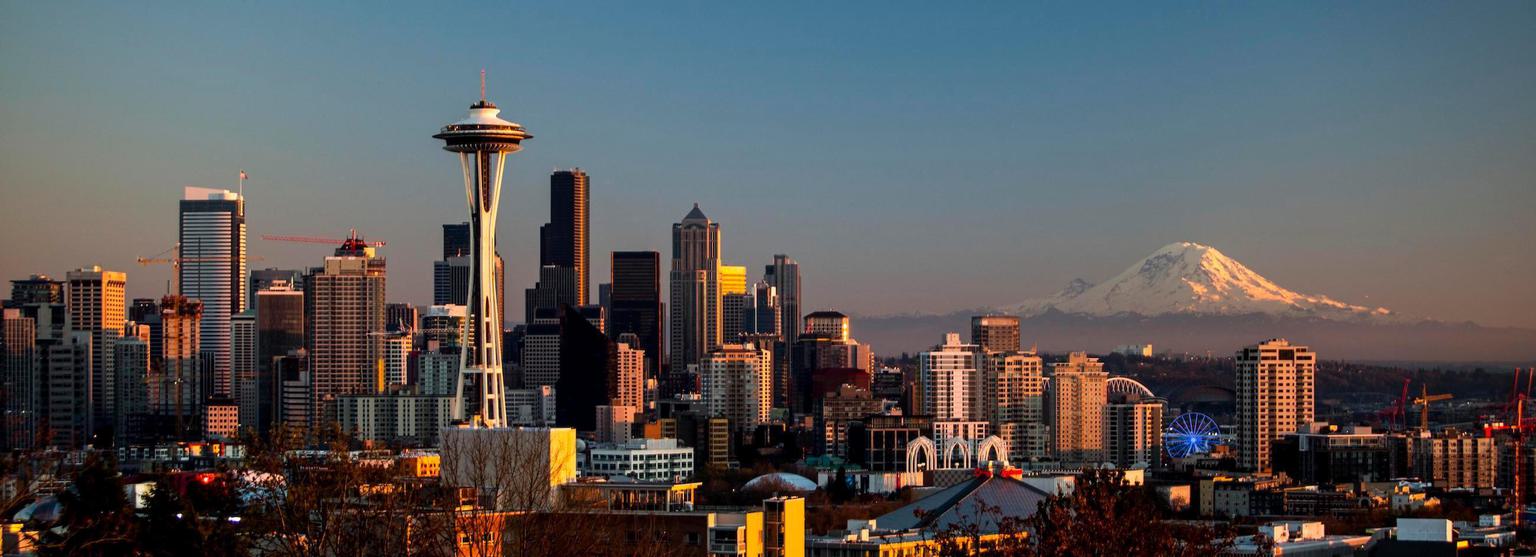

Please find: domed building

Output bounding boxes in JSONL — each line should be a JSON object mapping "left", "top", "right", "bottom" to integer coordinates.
{"left": 742, "top": 472, "right": 818, "bottom": 493}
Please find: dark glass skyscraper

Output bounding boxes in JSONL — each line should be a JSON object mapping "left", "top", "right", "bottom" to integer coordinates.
{"left": 764, "top": 255, "right": 801, "bottom": 345}
{"left": 436, "top": 222, "right": 503, "bottom": 329}
{"left": 541, "top": 169, "right": 589, "bottom": 304}
{"left": 526, "top": 169, "right": 589, "bottom": 322}
{"left": 610, "top": 251, "right": 662, "bottom": 376}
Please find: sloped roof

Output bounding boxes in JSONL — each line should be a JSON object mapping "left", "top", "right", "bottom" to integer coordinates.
{"left": 684, "top": 203, "right": 708, "bottom": 220}
{"left": 876, "top": 475, "right": 1052, "bottom": 534}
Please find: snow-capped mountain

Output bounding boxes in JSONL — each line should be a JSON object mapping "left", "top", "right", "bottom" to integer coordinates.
{"left": 1004, "top": 242, "right": 1397, "bottom": 321}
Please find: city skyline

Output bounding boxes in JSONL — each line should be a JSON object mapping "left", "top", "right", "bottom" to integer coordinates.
{"left": 3, "top": 3, "right": 1535, "bottom": 332}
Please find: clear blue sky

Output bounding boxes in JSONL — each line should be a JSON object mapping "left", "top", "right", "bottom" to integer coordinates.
{"left": 3, "top": 2, "right": 1534, "bottom": 327}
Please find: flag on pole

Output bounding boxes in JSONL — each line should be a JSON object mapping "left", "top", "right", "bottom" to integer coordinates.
{"left": 240, "top": 170, "right": 249, "bottom": 180}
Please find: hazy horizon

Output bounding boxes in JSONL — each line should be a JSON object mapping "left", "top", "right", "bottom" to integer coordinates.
{"left": 3, "top": 3, "right": 1534, "bottom": 330}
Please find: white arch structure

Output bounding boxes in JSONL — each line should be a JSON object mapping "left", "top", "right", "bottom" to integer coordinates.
{"left": 1107, "top": 376, "right": 1155, "bottom": 398}
{"left": 907, "top": 435, "right": 1011, "bottom": 474}
{"left": 907, "top": 436, "right": 936, "bottom": 474}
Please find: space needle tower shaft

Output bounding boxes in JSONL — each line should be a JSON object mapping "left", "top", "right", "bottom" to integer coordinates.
{"left": 432, "top": 77, "right": 531, "bottom": 427}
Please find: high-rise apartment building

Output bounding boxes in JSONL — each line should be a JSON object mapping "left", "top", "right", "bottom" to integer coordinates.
{"left": 668, "top": 204, "right": 722, "bottom": 393}
{"left": 1046, "top": 352, "right": 1107, "bottom": 463}
{"left": 114, "top": 326, "right": 152, "bottom": 442}
{"left": 248, "top": 269, "right": 301, "bottom": 309}
{"left": 701, "top": 343, "right": 773, "bottom": 433}
{"left": 615, "top": 341, "right": 645, "bottom": 411}
{"left": 970, "top": 315, "right": 1020, "bottom": 354}
{"left": 66, "top": 266, "right": 127, "bottom": 438}
{"left": 179, "top": 187, "right": 246, "bottom": 400}
{"left": 1414, "top": 430, "right": 1496, "bottom": 489}
{"left": 1105, "top": 389, "right": 1165, "bottom": 468}
{"left": 610, "top": 251, "right": 663, "bottom": 376}
{"left": 305, "top": 240, "right": 386, "bottom": 428}
{"left": 45, "top": 332, "right": 92, "bottom": 448}
{"left": 763, "top": 255, "right": 800, "bottom": 345}
{"left": 920, "top": 333, "right": 980, "bottom": 421}
{"left": 1235, "top": 338, "right": 1316, "bottom": 472}
{"left": 9, "top": 275, "right": 62, "bottom": 306}
{"left": 981, "top": 351, "right": 1044, "bottom": 427}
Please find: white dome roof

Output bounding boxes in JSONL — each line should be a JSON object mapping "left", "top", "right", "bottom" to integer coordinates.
{"left": 743, "top": 472, "right": 817, "bottom": 492}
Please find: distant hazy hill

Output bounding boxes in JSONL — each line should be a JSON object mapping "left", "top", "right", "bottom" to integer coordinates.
{"left": 854, "top": 242, "right": 1536, "bottom": 361}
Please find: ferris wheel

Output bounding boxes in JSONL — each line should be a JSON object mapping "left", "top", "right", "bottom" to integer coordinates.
{"left": 1164, "top": 412, "right": 1222, "bottom": 459}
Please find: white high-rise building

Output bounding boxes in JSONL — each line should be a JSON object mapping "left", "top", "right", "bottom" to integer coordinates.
{"left": 382, "top": 333, "right": 413, "bottom": 389}
{"left": 701, "top": 343, "right": 772, "bottom": 432}
{"left": 1046, "top": 352, "right": 1108, "bottom": 463}
{"left": 920, "top": 333, "right": 980, "bottom": 421}
{"left": 1236, "top": 339, "right": 1316, "bottom": 472}
{"left": 179, "top": 187, "right": 246, "bottom": 400}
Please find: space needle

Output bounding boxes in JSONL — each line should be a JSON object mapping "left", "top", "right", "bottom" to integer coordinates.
{"left": 433, "top": 76, "right": 531, "bottom": 427}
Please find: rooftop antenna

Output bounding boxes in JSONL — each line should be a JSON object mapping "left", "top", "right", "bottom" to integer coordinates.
{"left": 480, "top": 69, "right": 486, "bottom": 103}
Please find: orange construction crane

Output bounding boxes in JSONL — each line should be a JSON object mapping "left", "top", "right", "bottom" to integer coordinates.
{"left": 262, "top": 227, "right": 386, "bottom": 248}
{"left": 1412, "top": 384, "right": 1453, "bottom": 431}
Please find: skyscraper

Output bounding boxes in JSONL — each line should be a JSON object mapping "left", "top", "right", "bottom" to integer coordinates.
{"left": 701, "top": 343, "right": 773, "bottom": 433}
{"left": 304, "top": 239, "right": 386, "bottom": 428}
{"left": 614, "top": 341, "right": 645, "bottom": 411}
{"left": 1106, "top": 389, "right": 1164, "bottom": 469}
{"left": 610, "top": 251, "right": 663, "bottom": 377}
{"left": 763, "top": 256, "right": 801, "bottom": 346}
{"left": 179, "top": 187, "right": 246, "bottom": 401}
{"left": 920, "top": 333, "right": 979, "bottom": 421}
{"left": 230, "top": 310, "right": 256, "bottom": 431}
{"left": 970, "top": 315, "right": 1020, "bottom": 354}
{"left": 668, "top": 204, "right": 721, "bottom": 394}
{"left": 66, "top": 266, "right": 126, "bottom": 438}
{"left": 433, "top": 93, "right": 530, "bottom": 427}
{"left": 9, "top": 275, "right": 62, "bottom": 306}
{"left": 45, "top": 332, "right": 91, "bottom": 448}
{"left": 435, "top": 223, "right": 503, "bottom": 329}
{"left": 255, "top": 284, "right": 303, "bottom": 435}
{"left": 1236, "top": 338, "right": 1316, "bottom": 472}
{"left": 555, "top": 307, "right": 615, "bottom": 431}
{"left": 1046, "top": 352, "right": 1108, "bottom": 463}
{"left": 720, "top": 265, "right": 749, "bottom": 341}
{"left": 2, "top": 309, "right": 39, "bottom": 449}
{"left": 542, "top": 169, "right": 589, "bottom": 304}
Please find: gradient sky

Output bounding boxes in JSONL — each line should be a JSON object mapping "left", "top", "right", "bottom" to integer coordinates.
{"left": 3, "top": 2, "right": 1534, "bottom": 328}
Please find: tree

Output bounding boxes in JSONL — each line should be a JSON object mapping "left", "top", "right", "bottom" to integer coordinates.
{"left": 39, "top": 453, "right": 135, "bottom": 556}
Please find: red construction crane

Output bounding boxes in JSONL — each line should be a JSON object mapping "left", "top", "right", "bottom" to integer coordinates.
{"left": 262, "top": 228, "right": 386, "bottom": 248}
{"left": 1483, "top": 367, "right": 1533, "bottom": 528}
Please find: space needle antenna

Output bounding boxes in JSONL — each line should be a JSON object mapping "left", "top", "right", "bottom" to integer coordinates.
{"left": 480, "top": 69, "right": 486, "bottom": 102}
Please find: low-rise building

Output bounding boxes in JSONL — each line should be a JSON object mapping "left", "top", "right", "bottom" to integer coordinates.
{"left": 582, "top": 438, "right": 694, "bottom": 482}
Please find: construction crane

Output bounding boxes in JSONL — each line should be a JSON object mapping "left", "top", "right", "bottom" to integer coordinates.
{"left": 1412, "top": 384, "right": 1454, "bottom": 431}
{"left": 1376, "top": 378, "right": 1411, "bottom": 431}
{"left": 262, "top": 228, "right": 386, "bottom": 248}
{"left": 1483, "top": 368, "right": 1534, "bottom": 529}
{"left": 136, "top": 243, "right": 265, "bottom": 293}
